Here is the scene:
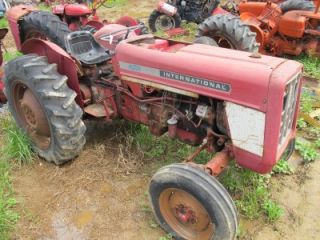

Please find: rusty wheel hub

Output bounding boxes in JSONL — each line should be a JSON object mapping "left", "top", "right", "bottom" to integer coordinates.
{"left": 215, "top": 36, "right": 235, "bottom": 49}
{"left": 159, "top": 188, "right": 214, "bottom": 240}
{"left": 20, "top": 89, "right": 50, "bottom": 136}
{"left": 13, "top": 83, "right": 51, "bottom": 149}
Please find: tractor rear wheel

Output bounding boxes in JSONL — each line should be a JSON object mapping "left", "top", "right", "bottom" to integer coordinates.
{"left": 149, "top": 163, "right": 238, "bottom": 240}
{"left": 197, "top": 14, "right": 259, "bottom": 52}
{"left": 4, "top": 54, "right": 86, "bottom": 165}
{"left": 21, "top": 11, "right": 71, "bottom": 50}
{"left": 194, "top": 36, "right": 218, "bottom": 46}
{"left": 149, "top": 10, "right": 181, "bottom": 32}
{"left": 279, "top": 0, "right": 315, "bottom": 13}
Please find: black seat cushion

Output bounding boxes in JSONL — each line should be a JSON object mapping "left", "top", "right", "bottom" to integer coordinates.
{"left": 65, "top": 31, "right": 111, "bottom": 65}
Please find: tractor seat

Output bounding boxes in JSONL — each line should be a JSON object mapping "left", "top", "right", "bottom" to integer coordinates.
{"left": 65, "top": 31, "right": 111, "bottom": 65}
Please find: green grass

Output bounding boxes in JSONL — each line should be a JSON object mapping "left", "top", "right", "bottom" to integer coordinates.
{"left": 3, "top": 51, "right": 22, "bottom": 62}
{"left": 0, "top": 116, "right": 30, "bottom": 239}
{"left": 0, "top": 116, "right": 33, "bottom": 165}
{"left": 0, "top": 160, "right": 19, "bottom": 240}
{"left": 0, "top": 17, "right": 8, "bottom": 28}
{"left": 294, "top": 55, "right": 320, "bottom": 80}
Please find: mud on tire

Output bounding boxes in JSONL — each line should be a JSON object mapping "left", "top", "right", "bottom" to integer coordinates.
{"left": 21, "top": 11, "right": 71, "bottom": 50}
{"left": 149, "top": 163, "right": 238, "bottom": 240}
{"left": 197, "top": 14, "right": 259, "bottom": 53}
{"left": 4, "top": 54, "right": 86, "bottom": 165}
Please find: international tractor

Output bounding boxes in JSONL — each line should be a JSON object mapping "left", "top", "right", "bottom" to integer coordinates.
{"left": 2, "top": 4, "right": 303, "bottom": 240}
{"left": 198, "top": 0, "right": 320, "bottom": 56}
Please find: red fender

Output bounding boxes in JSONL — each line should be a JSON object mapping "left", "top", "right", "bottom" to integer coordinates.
{"left": 21, "top": 39, "right": 84, "bottom": 107}
{"left": 86, "top": 20, "right": 104, "bottom": 30}
{"left": 116, "top": 16, "right": 141, "bottom": 35}
{"left": 212, "top": 7, "right": 229, "bottom": 15}
{"left": 6, "top": 5, "right": 37, "bottom": 51}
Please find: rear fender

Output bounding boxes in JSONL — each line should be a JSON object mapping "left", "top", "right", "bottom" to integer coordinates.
{"left": 86, "top": 20, "right": 104, "bottom": 30}
{"left": 21, "top": 39, "right": 83, "bottom": 107}
{"left": 6, "top": 5, "right": 37, "bottom": 51}
{"left": 157, "top": 2, "right": 178, "bottom": 16}
{"left": 239, "top": 2, "right": 279, "bottom": 16}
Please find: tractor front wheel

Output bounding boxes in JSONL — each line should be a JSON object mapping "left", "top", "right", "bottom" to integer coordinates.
{"left": 148, "top": 10, "right": 181, "bottom": 32}
{"left": 4, "top": 55, "right": 86, "bottom": 165}
{"left": 149, "top": 163, "right": 238, "bottom": 240}
{"left": 197, "top": 14, "right": 259, "bottom": 52}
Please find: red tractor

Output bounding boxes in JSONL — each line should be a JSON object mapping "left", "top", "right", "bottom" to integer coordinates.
{"left": 50, "top": 0, "right": 141, "bottom": 32}
{"left": 3, "top": 4, "right": 303, "bottom": 240}
{"left": 198, "top": 0, "right": 320, "bottom": 56}
{"left": 148, "top": 0, "right": 227, "bottom": 32}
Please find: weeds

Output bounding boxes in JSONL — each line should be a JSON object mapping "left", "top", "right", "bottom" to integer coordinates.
{"left": 294, "top": 55, "right": 320, "bottom": 80}
{"left": 220, "top": 163, "right": 282, "bottom": 221}
{"left": 262, "top": 199, "right": 283, "bottom": 222}
{"left": 0, "top": 116, "right": 33, "bottom": 165}
{"left": 272, "top": 159, "right": 293, "bottom": 175}
{"left": 295, "top": 138, "right": 319, "bottom": 163}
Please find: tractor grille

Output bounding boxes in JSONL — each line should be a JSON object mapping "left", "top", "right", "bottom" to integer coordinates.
{"left": 278, "top": 73, "right": 301, "bottom": 147}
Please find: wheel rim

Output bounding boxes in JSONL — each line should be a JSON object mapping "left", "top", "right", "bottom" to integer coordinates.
{"left": 155, "top": 15, "right": 176, "bottom": 31}
{"left": 12, "top": 82, "right": 51, "bottom": 150}
{"left": 213, "top": 35, "right": 236, "bottom": 49}
{"left": 159, "top": 188, "right": 214, "bottom": 240}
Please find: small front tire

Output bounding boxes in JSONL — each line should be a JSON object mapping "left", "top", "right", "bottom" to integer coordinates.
{"left": 149, "top": 163, "right": 238, "bottom": 240}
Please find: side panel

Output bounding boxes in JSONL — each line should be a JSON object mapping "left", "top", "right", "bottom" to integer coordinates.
{"left": 225, "top": 102, "right": 265, "bottom": 157}
{"left": 21, "top": 39, "right": 83, "bottom": 107}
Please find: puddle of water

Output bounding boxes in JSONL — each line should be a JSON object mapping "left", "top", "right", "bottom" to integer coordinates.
{"left": 51, "top": 211, "right": 88, "bottom": 240}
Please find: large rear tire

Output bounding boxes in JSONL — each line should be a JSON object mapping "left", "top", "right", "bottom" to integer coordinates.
{"left": 21, "top": 11, "right": 71, "bottom": 50}
{"left": 197, "top": 14, "right": 259, "bottom": 52}
{"left": 149, "top": 163, "right": 238, "bottom": 240}
{"left": 4, "top": 54, "right": 86, "bottom": 165}
{"left": 148, "top": 10, "right": 181, "bottom": 32}
{"left": 279, "top": 0, "right": 315, "bottom": 13}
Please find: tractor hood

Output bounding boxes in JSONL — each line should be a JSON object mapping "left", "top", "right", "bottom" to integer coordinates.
{"left": 114, "top": 36, "right": 302, "bottom": 112}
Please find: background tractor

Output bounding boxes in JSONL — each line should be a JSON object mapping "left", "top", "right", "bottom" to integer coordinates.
{"left": 198, "top": 0, "right": 320, "bottom": 56}
{"left": 148, "top": 0, "right": 224, "bottom": 32}
{"left": 50, "top": 0, "right": 141, "bottom": 32}
{"left": 3, "top": 4, "right": 303, "bottom": 240}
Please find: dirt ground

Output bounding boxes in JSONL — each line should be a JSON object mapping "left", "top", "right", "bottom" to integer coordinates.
{"left": 3, "top": 0, "right": 320, "bottom": 239}
{"left": 10, "top": 120, "right": 320, "bottom": 240}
